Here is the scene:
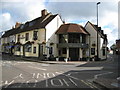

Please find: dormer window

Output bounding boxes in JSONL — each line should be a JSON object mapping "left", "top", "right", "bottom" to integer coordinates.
{"left": 20, "top": 25, "right": 24, "bottom": 29}
{"left": 29, "top": 21, "right": 35, "bottom": 27}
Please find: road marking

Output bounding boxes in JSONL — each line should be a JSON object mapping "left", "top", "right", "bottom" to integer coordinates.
{"left": 86, "top": 80, "right": 99, "bottom": 89}
{"left": 43, "top": 73, "right": 46, "bottom": 78}
{"left": 69, "top": 78, "right": 77, "bottom": 87}
{"left": 78, "top": 67, "right": 103, "bottom": 71}
{"left": 37, "top": 73, "right": 40, "bottom": 79}
{"left": 28, "top": 66, "right": 47, "bottom": 71}
{"left": 46, "top": 79, "right": 48, "bottom": 87}
{"left": 32, "top": 73, "right": 36, "bottom": 78}
{"left": 94, "top": 72, "right": 113, "bottom": 79}
{"left": 81, "top": 80, "right": 94, "bottom": 88}
{"left": 62, "top": 79, "right": 69, "bottom": 86}
{"left": 4, "top": 80, "right": 15, "bottom": 88}
{"left": 13, "top": 73, "right": 23, "bottom": 79}
{"left": 47, "top": 73, "right": 56, "bottom": 78}
{"left": 51, "top": 79, "right": 63, "bottom": 87}
{"left": 117, "top": 77, "right": 120, "bottom": 80}
{"left": 55, "top": 72, "right": 79, "bottom": 80}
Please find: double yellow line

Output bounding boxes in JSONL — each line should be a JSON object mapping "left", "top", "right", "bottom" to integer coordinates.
{"left": 81, "top": 80, "right": 99, "bottom": 89}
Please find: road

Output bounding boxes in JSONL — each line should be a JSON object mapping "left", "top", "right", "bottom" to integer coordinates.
{"left": 0, "top": 54, "right": 119, "bottom": 89}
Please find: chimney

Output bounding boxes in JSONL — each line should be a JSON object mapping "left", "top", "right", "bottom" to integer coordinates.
{"left": 41, "top": 9, "right": 48, "bottom": 16}
{"left": 15, "top": 22, "right": 21, "bottom": 28}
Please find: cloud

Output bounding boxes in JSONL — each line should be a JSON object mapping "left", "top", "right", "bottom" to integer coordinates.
{"left": 0, "top": 12, "right": 14, "bottom": 31}
{"left": 0, "top": 0, "right": 46, "bottom": 31}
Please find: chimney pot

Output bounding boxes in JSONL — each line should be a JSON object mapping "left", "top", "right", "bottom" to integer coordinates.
{"left": 41, "top": 9, "right": 48, "bottom": 16}
{"left": 15, "top": 22, "right": 21, "bottom": 28}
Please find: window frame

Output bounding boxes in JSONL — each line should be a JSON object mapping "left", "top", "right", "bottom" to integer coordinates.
{"left": 25, "top": 33, "right": 29, "bottom": 41}
{"left": 33, "top": 46, "right": 36, "bottom": 54}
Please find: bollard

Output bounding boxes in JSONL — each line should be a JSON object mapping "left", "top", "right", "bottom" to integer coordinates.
{"left": 64, "top": 58, "right": 68, "bottom": 63}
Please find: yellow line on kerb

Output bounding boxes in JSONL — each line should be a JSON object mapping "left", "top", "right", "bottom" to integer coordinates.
{"left": 81, "top": 80, "right": 98, "bottom": 89}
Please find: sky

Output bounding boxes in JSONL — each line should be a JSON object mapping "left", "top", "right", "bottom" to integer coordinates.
{"left": 0, "top": 0, "right": 119, "bottom": 48}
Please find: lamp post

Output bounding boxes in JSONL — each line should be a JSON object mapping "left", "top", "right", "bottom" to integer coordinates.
{"left": 97, "top": 2, "right": 100, "bottom": 60}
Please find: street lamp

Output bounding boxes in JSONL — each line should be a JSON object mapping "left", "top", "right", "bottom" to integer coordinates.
{"left": 97, "top": 2, "right": 100, "bottom": 60}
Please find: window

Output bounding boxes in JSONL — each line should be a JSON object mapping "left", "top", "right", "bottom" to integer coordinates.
{"left": 59, "top": 34, "right": 67, "bottom": 43}
{"left": 33, "top": 47, "right": 36, "bottom": 53}
{"left": 20, "top": 25, "right": 24, "bottom": 29}
{"left": 62, "top": 48, "right": 67, "bottom": 54}
{"left": 15, "top": 45, "right": 21, "bottom": 51}
{"left": 25, "top": 33, "right": 29, "bottom": 41}
{"left": 82, "top": 34, "right": 86, "bottom": 43}
{"left": 25, "top": 44, "right": 32, "bottom": 52}
{"left": 91, "top": 48, "right": 95, "bottom": 55}
{"left": 17, "top": 35, "right": 20, "bottom": 42}
{"left": 49, "top": 47, "right": 53, "bottom": 54}
{"left": 103, "top": 48, "right": 106, "bottom": 56}
{"left": 33, "top": 31, "right": 38, "bottom": 40}
{"left": 29, "top": 21, "right": 35, "bottom": 27}
{"left": 68, "top": 34, "right": 80, "bottom": 43}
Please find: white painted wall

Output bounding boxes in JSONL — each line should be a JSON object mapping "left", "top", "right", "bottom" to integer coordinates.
{"left": 45, "top": 15, "right": 63, "bottom": 57}
{"left": 85, "top": 22, "right": 97, "bottom": 58}
{"left": 9, "top": 35, "right": 15, "bottom": 42}
{"left": 46, "top": 15, "right": 63, "bottom": 42}
{"left": 85, "top": 22, "right": 107, "bottom": 60}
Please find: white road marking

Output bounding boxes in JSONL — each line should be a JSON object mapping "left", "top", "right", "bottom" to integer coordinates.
{"left": 55, "top": 72, "right": 79, "bottom": 80}
{"left": 46, "top": 79, "right": 48, "bottom": 87}
{"left": 13, "top": 73, "right": 23, "bottom": 79}
{"left": 69, "top": 78, "right": 77, "bottom": 87}
{"left": 78, "top": 67, "right": 103, "bottom": 71}
{"left": 47, "top": 73, "right": 56, "bottom": 78}
{"left": 32, "top": 73, "right": 36, "bottom": 78}
{"left": 51, "top": 79, "right": 63, "bottom": 87}
{"left": 94, "top": 72, "right": 113, "bottom": 79}
{"left": 43, "top": 73, "right": 46, "bottom": 78}
{"left": 4, "top": 80, "right": 15, "bottom": 88}
{"left": 28, "top": 66, "right": 47, "bottom": 71}
{"left": 117, "top": 77, "right": 120, "bottom": 80}
{"left": 62, "top": 79, "right": 69, "bottom": 86}
{"left": 37, "top": 73, "right": 40, "bottom": 79}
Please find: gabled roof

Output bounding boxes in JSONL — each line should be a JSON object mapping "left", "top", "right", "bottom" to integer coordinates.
{"left": 85, "top": 21, "right": 107, "bottom": 39}
{"left": 2, "top": 13, "right": 58, "bottom": 38}
{"left": 55, "top": 23, "right": 89, "bottom": 34}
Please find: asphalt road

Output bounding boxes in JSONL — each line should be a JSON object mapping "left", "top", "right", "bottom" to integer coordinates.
{"left": 0, "top": 54, "right": 119, "bottom": 89}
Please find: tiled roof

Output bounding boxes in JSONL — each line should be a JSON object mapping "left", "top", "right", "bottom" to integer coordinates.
{"left": 55, "top": 23, "right": 89, "bottom": 34}
{"left": 2, "top": 13, "right": 57, "bottom": 38}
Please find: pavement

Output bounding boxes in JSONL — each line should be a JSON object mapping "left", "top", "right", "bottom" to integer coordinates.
{"left": 1, "top": 53, "right": 120, "bottom": 89}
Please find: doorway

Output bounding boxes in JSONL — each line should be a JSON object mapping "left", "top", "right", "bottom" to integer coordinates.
{"left": 69, "top": 48, "right": 79, "bottom": 61}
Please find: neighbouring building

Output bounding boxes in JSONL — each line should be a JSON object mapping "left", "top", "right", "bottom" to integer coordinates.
{"left": 85, "top": 21, "right": 108, "bottom": 60}
{"left": 1, "top": 28, "right": 16, "bottom": 54}
{"left": 54, "top": 23, "right": 89, "bottom": 61}
{"left": 1, "top": 9, "right": 63, "bottom": 59}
